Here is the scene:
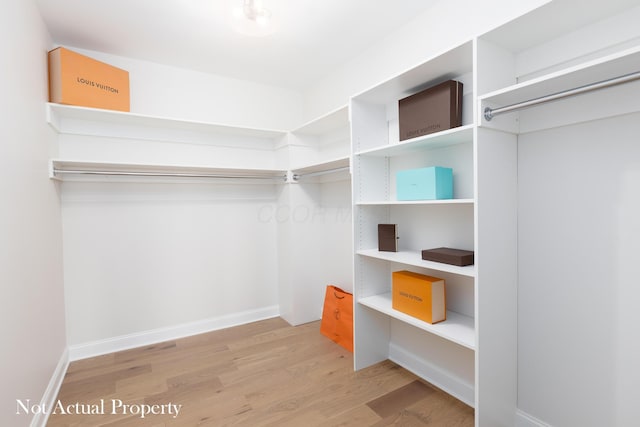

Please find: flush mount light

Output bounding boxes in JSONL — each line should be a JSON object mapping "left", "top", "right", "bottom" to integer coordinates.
{"left": 231, "top": 0, "right": 276, "bottom": 37}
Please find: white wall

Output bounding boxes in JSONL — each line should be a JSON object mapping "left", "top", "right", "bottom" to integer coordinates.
{"left": 62, "top": 181, "right": 280, "bottom": 348}
{"left": 0, "top": 1, "right": 66, "bottom": 426}
{"left": 69, "top": 47, "right": 304, "bottom": 131}
{"left": 301, "top": 0, "right": 549, "bottom": 122}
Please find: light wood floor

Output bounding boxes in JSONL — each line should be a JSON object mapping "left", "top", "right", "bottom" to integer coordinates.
{"left": 48, "top": 318, "right": 473, "bottom": 426}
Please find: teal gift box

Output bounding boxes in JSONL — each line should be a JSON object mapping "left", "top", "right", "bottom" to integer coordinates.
{"left": 396, "top": 166, "right": 453, "bottom": 200}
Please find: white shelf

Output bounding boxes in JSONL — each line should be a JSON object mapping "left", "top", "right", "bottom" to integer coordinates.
{"left": 290, "top": 157, "right": 351, "bottom": 183}
{"left": 358, "top": 292, "right": 475, "bottom": 350}
{"left": 46, "top": 102, "right": 287, "bottom": 144}
{"left": 291, "top": 105, "right": 349, "bottom": 136}
{"left": 479, "top": 45, "right": 640, "bottom": 118}
{"left": 353, "top": 41, "right": 473, "bottom": 104}
{"left": 50, "top": 159, "right": 287, "bottom": 182}
{"left": 355, "top": 124, "right": 473, "bottom": 157}
{"left": 479, "top": 1, "right": 639, "bottom": 61}
{"left": 357, "top": 198, "right": 474, "bottom": 206}
{"left": 290, "top": 156, "right": 349, "bottom": 175}
{"left": 357, "top": 249, "right": 476, "bottom": 278}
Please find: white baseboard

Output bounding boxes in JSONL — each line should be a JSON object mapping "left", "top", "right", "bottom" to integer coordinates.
{"left": 388, "top": 342, "right": 475, "bottom": 408}
{"left": 68, "top": 305, "right": 280, "bottom": 361}
{"left": 31, "top": 347, "right": 69, "bottom": 427}
{"left": 516, "top": 409, "right": 552, "bottom": 427}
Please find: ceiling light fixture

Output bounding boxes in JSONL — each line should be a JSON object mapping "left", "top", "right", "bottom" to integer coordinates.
{"left": 231, "top": 0, "right": 275, "bottom": 37}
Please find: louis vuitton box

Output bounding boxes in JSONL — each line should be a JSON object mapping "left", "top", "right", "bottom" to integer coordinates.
{"left": 48, "top": 47, "right": 130, "bottom": 112}
{"left": 398, "top": 80, "right": 463, "bottom": 141}
{"left": 392, "top": 270, "right": 446, "bottom": 324}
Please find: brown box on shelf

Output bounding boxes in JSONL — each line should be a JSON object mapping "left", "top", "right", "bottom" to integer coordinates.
{"left": 398, "top": 80, "right": 463, "bottom": 141}
{"left": 392, "top": 270, "right": 446, "bottom": 324}
{"left": 378, "top": 224, "right": 398, "bottom": 252}
{"left": 48, "top": 47, "right": 130, "bottom": 112}
{"left": 421, "top": 247, "right": 474, "bottom": 266}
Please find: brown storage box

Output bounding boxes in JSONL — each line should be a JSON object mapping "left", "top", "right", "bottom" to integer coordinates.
{"left": 421, "top": 247, "right": 474, "bottom": 266}
{"left": 392, "top": 270, "right": 446, "bottom": 324}
{"left": 48, "top": 47, "right": 130, "bottom": 112}
{"left": 398, "top": 80, "right": 463, "bottom": 141}
{"left": 378, "top": 224, "right": 398, "bottom": 252}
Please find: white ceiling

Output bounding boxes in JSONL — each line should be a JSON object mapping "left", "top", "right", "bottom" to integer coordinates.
{"left": 35, "top": 0, "right": 439, "bottom": 91}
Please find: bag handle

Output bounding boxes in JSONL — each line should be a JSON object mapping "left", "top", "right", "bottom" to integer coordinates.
{"left": 331, "top": 285, "right": 349, "bottom": 299}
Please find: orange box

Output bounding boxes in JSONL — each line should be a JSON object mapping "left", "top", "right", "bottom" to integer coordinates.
{"left": 48, "top": 47, "right": 130, "bottom": 112}
{"left": 392, "top": 270, "right": 446, "bottom": 324}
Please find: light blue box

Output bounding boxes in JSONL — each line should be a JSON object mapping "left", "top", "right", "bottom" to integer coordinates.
{"left": 396, "top": 166, "right": 453, "bottom": 200}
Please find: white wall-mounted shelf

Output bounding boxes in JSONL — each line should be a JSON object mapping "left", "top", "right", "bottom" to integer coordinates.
{"left": 357, "top": 249, "right": 476, "bottom": 277}
{"left": 358, "top": 293, "right": 475, "bottom": 350}
{"left": 479, "top": 45, "right": 640, "bottom": 133}
{"left": 291, "top": 105, "right": 349, "bottom": 136}
{"left": 355, "top": 124, "right": 474, "bottom": 157}
{"left": 480, "top": 45, "right": 640, "bottom": 107}
{"left": 47, "top": 102, "right": 287, "bottom": 143}
{"left": 356, "top": 198, "right": 474, "bottom": 206}
{"left": 353, "top": 41, "right": 473, "bottom": 104}
{"left": 47, "top": 103, "right": 289, "bottom": 172}
{"left": 290, "top": 156, "right": 349, "bottom": 175}
{"left": 290, "top": 156, "right": 350, "bottom": 182}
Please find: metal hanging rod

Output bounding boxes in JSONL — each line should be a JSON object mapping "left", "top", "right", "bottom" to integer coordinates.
{"left": 484, "top": 70, "right": 640, "bottom": 121}
{"left": 292, "top": 166, "right": 350, "bottom": 181}
{"left": 53, "top": 169, "right": 287, "bottom": 181}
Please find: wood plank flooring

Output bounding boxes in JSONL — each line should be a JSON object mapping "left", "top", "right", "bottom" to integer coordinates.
{"left": 47, "top": 318, "right": 474, "bottom": 426}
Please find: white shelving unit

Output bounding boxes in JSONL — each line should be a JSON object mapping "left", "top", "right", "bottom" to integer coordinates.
{"left": 350, "top": 40, "right": 477, "bottom": 409}
{"left": 350, "top": 9, "right": 640, "bottom": 420}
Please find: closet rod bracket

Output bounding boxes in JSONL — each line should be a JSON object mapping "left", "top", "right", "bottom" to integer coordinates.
{"left": 483, "top": 106, "right": 494, "bottom": 121}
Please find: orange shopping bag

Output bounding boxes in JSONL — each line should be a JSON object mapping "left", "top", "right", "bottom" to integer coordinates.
{"left": 320, "top": 285, "right": 353, "bottom": 352}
